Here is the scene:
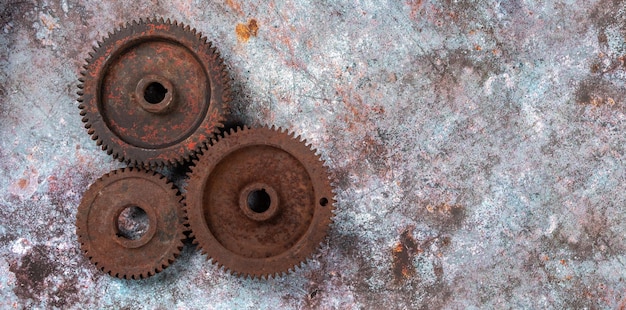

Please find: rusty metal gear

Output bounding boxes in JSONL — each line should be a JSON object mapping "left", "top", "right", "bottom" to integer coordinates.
{"left": 76, "top": 167, "right": 186, "bottom": 279}
{"left": 77, "top": 17, "right": 231, "bottom": 167}
{"left": 185, "top": 127, "right": 335, "bottom": 278}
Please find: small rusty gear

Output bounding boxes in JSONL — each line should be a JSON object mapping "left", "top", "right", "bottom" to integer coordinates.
{"left": 185, "top": 127, "right": 335, "bottom": 278}
{"left": 76, "top": 167, "right": 186, "bottom": 279}
{"left": 78, "top": 17, "right": 231, "bottom": 167}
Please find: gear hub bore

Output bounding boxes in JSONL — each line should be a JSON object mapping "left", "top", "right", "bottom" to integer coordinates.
{"left": 185, "top": 127, "right": 335, "bottom": 278}
{"left": 76, "top": 168, "right": 186, "bottom": 279}
{"left": 78, "top": 18, "right": 231, "bottom": 167}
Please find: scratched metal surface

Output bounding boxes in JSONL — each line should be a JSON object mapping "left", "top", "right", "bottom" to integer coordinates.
{"left": 1, "top": 0, "right": 626, "bottom": 309}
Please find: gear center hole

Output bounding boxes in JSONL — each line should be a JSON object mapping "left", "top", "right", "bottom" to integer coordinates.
{"left": 144, "top": 82, "right": 168, "bottom": 104}
{"left": 247, "top": 189, "right": 271, "bottom": 213}
{"left": 117, "top": 206, "right": 149, "bottom": 240}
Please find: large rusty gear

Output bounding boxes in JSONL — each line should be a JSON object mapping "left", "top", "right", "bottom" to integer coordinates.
{"left": 76, "top": 167, "right": 186, "bottom": 279}
{"left": 77, "top": 18, "right": 231, "bottom": 167}
{"left": 185, "top": 127, "right": 335, "bottom": 278}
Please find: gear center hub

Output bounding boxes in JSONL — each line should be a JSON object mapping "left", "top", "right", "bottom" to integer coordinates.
{"left": 113, "top": 201, "right": 157, "bottom": 249}
{"left": 135, "top": 75, "right": 175, "bottom": 114}
{"left": 239, "top": 182, "right": 280, "bottom": 221}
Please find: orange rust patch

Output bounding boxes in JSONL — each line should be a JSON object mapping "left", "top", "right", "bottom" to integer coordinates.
{"left": 226, "top": 0, "right": 244, "bottom": 15}
{"left": 425, "top": 202, "right": 463, "bottom": 218}
{"left": 392, "top": 227, "right": 419, "bottom": 282}
{"left": 17, "top": 179, "right": 28, "bottom": 189}
{"left": 248, "top": 19, "right": 258, "bottom": 36}
{"left": 236, "top": 19, "right": 259, "bottom": 42}
{"left": 584, "top": 95, "right": 616, "bottom": 107}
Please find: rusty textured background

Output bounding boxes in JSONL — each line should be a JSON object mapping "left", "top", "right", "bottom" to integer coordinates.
{"left": 1, "top": 0, "right": 626, "bottom": 309}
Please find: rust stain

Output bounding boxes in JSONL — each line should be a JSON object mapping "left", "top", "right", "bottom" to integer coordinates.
{"left": 425, "top": 202, "right": 463, "bottom": 218}
{"left": 236, "top": 19, "right": 259, "bottom": 42}
{"left": 391, "top": 227, "right": 420, "bottom": 282}
{"left": 39, "top": 14, "right": 57, "bottom": 30}
{"left": 226, "top": 0, "right": 245, "bottom": 16}
{"left": 17, "top": 179, "right": 28, "bottom": 189}
{"left": 588, "top": 95, "right": 615, "bottom": 107}
{"left": 407, "top": 0, "right": 424, "bottom": 20}
{"left": 391, "top": 224, "right": 453, "bottom": 283}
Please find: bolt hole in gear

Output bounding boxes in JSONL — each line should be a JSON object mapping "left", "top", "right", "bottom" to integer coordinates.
{"left": 116, "top": 206, "right": 150, "bottom": 240}
{"left": 185, "top": 127, "right": 335, "bottom": 278}
{"left": 144, "top": 82, "right": 168, "bottom": 104}
{"left": 77, "top": 17, "right": 231, "bottom": 167}
{"left": 319, "top": 197, "right": 329, "bottom": 207}
{"left": 247, "top": 189, "right": 271, "bottom": 213}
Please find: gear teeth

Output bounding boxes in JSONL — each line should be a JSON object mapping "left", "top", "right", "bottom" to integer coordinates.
{"left": 77, "top": 168, "right": 186, "bottom": 280}
{"left": 78, "top": 20, "right": 339, "bottom": 281}
{"left": 78, "top": 18, "right": 230, "bottom": 168}
{"left": 185, "top": 127, "right": 335, "bottom": 279}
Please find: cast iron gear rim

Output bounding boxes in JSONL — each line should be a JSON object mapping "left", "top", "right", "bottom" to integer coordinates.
{"left": 185, "top": 126, "right": 336, "bottom": 278}
{"left": 77, "top": 17, "right": 231, "bottom": 167}
{"left": 76, "top": 167, "right": 186, "bottom": 279}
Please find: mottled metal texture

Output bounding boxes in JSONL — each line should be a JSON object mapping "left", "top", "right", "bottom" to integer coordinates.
{"left": 76, "top": 167, "right": 186, "bottom": 280}
{"left": 79, "top": 18, "right": 231, "bottom": 167}
{"left": 185, "top": 126, "right": 334, "bottom": 279}
{"left": 2, "top": 0, "right": 626, "bottom": 309}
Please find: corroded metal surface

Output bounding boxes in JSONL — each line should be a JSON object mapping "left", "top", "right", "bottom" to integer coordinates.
{"left": 5, "top": 1, "right": 626, "bottom": 308}
{"left": 185, "top": 127, "right": 335, "bottom": 278}
{"left": 78, "top": 18, "right": 231, "bottom": 167}
{"left": 76, "top": 168, "right": 186, "bottom": 279}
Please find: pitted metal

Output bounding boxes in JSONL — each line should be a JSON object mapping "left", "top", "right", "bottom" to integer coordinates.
{"left": 76, "top": 168, "right": 186, "bottom": 279}
{"left": 77, "top": 18, "right": 231, "bottom": 167}
{"left": 185, "top": 127, "right": 335, "bottom": 278}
